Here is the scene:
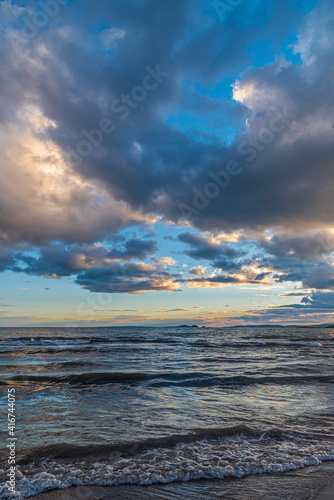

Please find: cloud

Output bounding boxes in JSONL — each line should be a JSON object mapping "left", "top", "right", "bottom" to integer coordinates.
{"left": 178, "top": 232, "right": 228, "bottom": 260}
{"left": 0, "top": 117, "right": 153, "bottom": 246}
{"left": 1, "top": 0, "right": 334, "bottom": 302}
{"left": 151, "top": 256, "right": 177, "bottom": 269}
{"left": 1, "top": 0, "right": 333, "bottom": 238}
{"left": 10, "top": 239, "right": 157, "bottom": 277}
{"left": 0, "top": 248, "right": 15, "bottom": 272}
{"left": 104, "top": 306, "right": 203, "bottom": 313}
{"left": 229, "top": 290, "right": 334, "bottom": 325}
{"left": 256, "top": 229, "right": 334, "bottom": 290}
{"left": 178, "top": 232, "right": 245, "bottom": 271}
{"left": 259, "top": 230, "right": 334, "bottom": 261}
{"left": 185, "top": 265, "right": 272, "bottom": 289}
{"left": 301, "top": 291, "right": 334, "bottom": 309}
{"left": 178, "top": 228, "right": 334, "bottom": 293}
{"left": 189, "top": 266, "right": 207, "bottom": 276}
{"left": 158, "top": 307, "right": 195, "bottom": 312}
{"left": 76, "top": 261, "right": 181, "bottom": 294}
{"left": 101, "top": 27, "right": 126, "bottom": 47}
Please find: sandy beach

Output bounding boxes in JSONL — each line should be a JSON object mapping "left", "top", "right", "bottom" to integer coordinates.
{"left": 31, "top": 463, "right": 334, "bottom": 500}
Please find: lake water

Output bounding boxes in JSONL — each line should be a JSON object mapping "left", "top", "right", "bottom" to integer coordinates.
{"left": 1, "top": 326, "right": 334, "bottom": 498}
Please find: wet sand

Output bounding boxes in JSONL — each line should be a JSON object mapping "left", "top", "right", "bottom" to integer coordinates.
{"left": 31, "top": 462, "right": 334, "bottom": 500}
{"left": 316, "top": 480, "right": 334, "bottom": 499}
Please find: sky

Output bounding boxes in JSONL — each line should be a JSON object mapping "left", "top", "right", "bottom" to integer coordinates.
{"left": 0, "top": 0, "right": 334, "bottom": 327}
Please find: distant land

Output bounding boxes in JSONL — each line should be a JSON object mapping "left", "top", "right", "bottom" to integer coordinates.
{"left": 57, "top": 323, "right": 334, "bottom": 329}
{"left": 173, "top": 324, "right": 334, "bottom": 329}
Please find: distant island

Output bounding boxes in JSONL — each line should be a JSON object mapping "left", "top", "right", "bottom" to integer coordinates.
{"left": 176, "top": 324, "right": 200, "bottom": 328}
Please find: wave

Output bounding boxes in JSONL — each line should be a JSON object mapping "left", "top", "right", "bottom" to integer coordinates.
{"left": 0, "top": 335, "right": 178, "bottom": 345}
{"left": 17, "top": 424, "right": 333, "bottom": 462}
{"left": 2, "top": 424, "right": 334, "bottom": 499}
{"left": 2, "top": 371, "right": 334, "bottom": 387}
{"left": 0, "top": 338, "right": 91, "bottom": 347}
{"left": 191, "top": 340, "right": 334, "bottom": 349}
{"left": 2, "top": 336, "right": 334, "bottom": 349}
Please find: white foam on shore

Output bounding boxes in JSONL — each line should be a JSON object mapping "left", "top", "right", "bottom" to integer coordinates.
{"left": 1, "top": 427, "right": 334, "bottom": 499}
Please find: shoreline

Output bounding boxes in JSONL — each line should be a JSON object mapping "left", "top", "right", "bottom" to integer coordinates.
{"left": 30, "top": 462, "right": 334, "bottom": 500}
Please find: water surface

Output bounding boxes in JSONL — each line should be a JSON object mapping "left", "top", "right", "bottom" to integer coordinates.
{"left": 1, "top": 326, "right": 334, "bottom": 498}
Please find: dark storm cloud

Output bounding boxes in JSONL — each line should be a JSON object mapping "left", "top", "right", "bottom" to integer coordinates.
{"left": 1, "top": 0, "right": 334, "bottom": 297}
{"left": 53, "top": 0, "right": 334, "bottom": 232}
{"left": 2, "top": 0, "right": 332, "bottom": 240}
